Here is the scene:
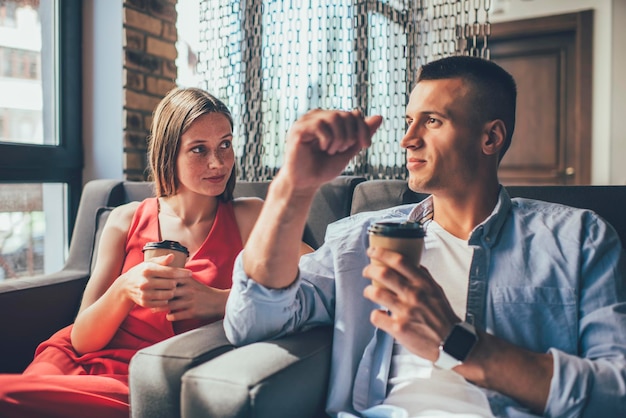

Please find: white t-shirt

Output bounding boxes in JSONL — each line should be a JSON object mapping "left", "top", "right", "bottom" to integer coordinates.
{"left": 383, "top": 221, "right": 494, "bottom": 418}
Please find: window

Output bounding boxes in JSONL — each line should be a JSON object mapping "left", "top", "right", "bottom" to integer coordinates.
{"left": 0, "top": 47, "right": 39, "bottom": 80}
{"left": 176, "top": 0, "right": 202, "bottom": 88}
{"left": 196, "top": 1, "right": 491, "bottom": 182}
{"left": 0, "top": 0, "right": 82, "bottom": 281}
{"left": 0, "top": 2, "right": 18, "bottom": 28}
{"left": 198, "top": 0, "right": 414, "bottom": 181}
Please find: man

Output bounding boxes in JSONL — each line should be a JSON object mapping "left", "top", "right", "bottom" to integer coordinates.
{"left": 224, "top": 56, "right": 626, "bottom": 417}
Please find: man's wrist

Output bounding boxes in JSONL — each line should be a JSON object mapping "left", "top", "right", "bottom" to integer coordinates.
{"left": 434, "top": 322, "right": 479, "bottom": 370}
{"left": 271, "top": 171, "right": 321, "bottom": 200}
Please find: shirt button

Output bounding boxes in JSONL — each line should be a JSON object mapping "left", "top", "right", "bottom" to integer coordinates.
{"left": 485, "top": 236, "right": 491, "bottom": 242}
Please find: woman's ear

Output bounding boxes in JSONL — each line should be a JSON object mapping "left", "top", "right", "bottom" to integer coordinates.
{"left": 482, "top": 119, "right": 506, "bottom": 157}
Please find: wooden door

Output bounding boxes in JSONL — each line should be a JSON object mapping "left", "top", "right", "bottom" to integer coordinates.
{"left": 489, "top": 11, "right": 593, "bottom": 185}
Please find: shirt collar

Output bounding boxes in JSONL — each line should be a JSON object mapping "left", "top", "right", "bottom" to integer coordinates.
{"left": 406, "top": 186, "right": 513, "bottom": 247}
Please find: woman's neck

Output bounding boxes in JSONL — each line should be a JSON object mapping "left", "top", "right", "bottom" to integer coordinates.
{"left": 159, "top": 193, "right": 220, "bottom": 226}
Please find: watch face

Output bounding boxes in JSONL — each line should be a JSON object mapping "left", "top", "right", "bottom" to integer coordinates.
{"left": 442, "top": 324, "right": 478, "bottom": 361}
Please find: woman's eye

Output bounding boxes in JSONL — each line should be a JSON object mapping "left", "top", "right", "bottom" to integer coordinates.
{"left": 220, "top": 140, "right": 232, "bottom": 149}
{"left": 191, "top": 146, "right": 205, "bottom": 153}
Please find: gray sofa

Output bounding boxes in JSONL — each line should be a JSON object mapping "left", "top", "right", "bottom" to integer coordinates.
{"left": 2, "top": 178, "right": 626, "bottom": 417}
{"left": 130, "top": 181, "right": 626, "bottom": 418}
{"left": 127, "top": 176, "right": 365, "bottom": 418}
{"left": 0, "top": 176, "right": 364, "bottom": 390}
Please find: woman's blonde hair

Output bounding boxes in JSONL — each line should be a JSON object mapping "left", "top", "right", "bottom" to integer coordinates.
{"left": 147, "top": 87, "right": 236, "bottom": 200}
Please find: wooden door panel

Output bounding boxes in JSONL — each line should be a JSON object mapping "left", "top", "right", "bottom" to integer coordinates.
{"left": 489, "top": 11, "right": 592, "bottom": 185}
{"left": 498, "top": 52, "right": 560, "bottom": 168}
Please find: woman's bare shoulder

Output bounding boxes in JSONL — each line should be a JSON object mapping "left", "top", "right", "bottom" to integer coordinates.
{"left": 232, "top": 197, "right": 264, "bottom": 243}
{"left": 232, "top": 196, "right": 264, "bottom": 214}
{"left": 105, "top": 201, "right": 141, "bottom": 231}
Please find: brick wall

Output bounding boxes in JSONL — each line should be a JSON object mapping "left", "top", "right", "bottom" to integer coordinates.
{"left": 123, "top": 0, "right": 178, "bottom": 180}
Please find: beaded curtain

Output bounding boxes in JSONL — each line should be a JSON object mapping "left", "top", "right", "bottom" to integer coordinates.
{"left": 198, "top": 0, "right": 491, "bottom": 181}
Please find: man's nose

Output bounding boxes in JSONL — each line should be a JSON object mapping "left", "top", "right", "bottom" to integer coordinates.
{"left": 400, "top": 125, "right": 422, "bottom": 149}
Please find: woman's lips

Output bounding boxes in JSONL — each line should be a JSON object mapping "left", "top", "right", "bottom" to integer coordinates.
{"left": 205, "top": 175, "right": 226, "bottom": 183}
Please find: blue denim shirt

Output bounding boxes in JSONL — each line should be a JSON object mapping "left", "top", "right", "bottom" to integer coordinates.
{"left": 224, "top": 187, "right": 626, "bottom": 417}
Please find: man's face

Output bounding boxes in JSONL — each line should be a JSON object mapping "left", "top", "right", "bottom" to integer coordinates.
{"left": 401, "top": 78, "right": 485, "bottom": 195}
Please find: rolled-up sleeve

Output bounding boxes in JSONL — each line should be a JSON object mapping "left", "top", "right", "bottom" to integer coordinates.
{"left": 224, "top": 247, "right": 336, "bottom": 346}
{"left": 544, "top": 214, "right": 626, "bottom": 417}
{"left": 547, "top": 343, "right": 626, "bottom": 417}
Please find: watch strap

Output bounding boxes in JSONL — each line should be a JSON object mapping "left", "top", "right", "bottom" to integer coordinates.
{"left": 433, "top": 322, "right": 478, "bottom": 370}
{"left": 434, "top": 346, "right": 462, "bottom": 370}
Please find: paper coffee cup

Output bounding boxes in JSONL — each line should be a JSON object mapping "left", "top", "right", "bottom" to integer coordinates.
{"left": 142, "top": 240, "right": 189, "bottom": 268}
{"left": 368, "top": 221, "right": 425, "bottom": 286}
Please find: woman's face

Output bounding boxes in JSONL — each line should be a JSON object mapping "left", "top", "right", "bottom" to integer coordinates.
{"left": 174, "top": 112, "right": 235, "bottom": 197}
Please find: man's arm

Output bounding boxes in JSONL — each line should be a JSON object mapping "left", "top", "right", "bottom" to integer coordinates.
{"left": 224, "top": 110, "right": 382, "bottom": 345}
{"left": 242, "top": 109, "right": 383, "bottom": 289}
{"left": 241, "top": 177, "right": 317, "bottom": 289}
{"left": 363, "top": 246, "right": 551, "bottom": 413}
{"left": 363, "top": 215, "right": 626, "bottom": 416}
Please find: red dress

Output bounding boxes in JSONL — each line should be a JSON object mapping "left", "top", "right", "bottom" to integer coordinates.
{"left": 0, "top": 198, "right": 243, "bottom": 418}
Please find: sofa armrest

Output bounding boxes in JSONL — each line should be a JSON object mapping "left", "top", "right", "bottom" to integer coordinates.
{"left": 0, "top": 268, "right": 89, "bottom": 373}
{"left": 0, "top": 180, "right": 126, "bottom": 373}
{"left": 129, "top": 320, "right": 234, "bottom": 418}
{"left": 180, "top": 325, "right": 333, "bottom": 418}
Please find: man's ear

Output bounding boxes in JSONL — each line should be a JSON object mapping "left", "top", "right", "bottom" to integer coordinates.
{"left": 482, "top": 119, "right": 506, "bottom": 157}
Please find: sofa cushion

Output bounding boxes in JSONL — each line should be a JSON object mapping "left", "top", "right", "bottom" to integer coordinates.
{"left": 305, "top": 176, "right": 366, "bottom": 248}
{"left": 235, "top": 176, "right": 365, "bottom": 249}
{"left": 351, "top": 179, "right": 429, "bottom": 215}
{"left": 90, "top": 206, "right": 113, "bottom": 273}
{"left": 180, "top": 326, "right": 332, "bottom": 418}
{"left": 122, "top": 181, "right": 156, "bottom": 202}
{"left": 129, "top": 321, "right": 234, "bottom": 418}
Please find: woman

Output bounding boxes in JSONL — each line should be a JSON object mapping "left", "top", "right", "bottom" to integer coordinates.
{"left": 0, "top": 87, "right": 310, "bottom": 417}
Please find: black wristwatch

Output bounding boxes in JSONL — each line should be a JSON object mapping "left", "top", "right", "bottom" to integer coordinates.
{"left": 433, "top": 322, "right": 478, "bottom": 370}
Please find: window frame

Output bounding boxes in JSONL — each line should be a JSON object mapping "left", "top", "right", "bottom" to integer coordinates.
{"left": 0, "top": 0, "right": 83, "bottom": 242}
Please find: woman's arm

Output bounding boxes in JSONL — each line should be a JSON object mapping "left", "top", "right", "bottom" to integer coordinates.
{"left": 163, "top": 197, "right": 315, "bottom": 324}
{"left": 70, "top": 202, "right": 191, "bottom": 355}
{"left": 164, "top": 196, "right": 307, "bottom": 324}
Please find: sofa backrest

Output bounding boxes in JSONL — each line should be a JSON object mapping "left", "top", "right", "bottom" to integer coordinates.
{"left": 350, "top": 179, "right": 429, "bottom": 214}
{"left": 232, "top": 176, "right": 365, "bottom": 249}
{"left": 351, "top": 180, "right": 626, "bottom": 248}
{"left": 302, "top": 176, "right": 367, "bottom": 248}
{"left": 79, "top": 176, "right": 366, "bottom": 275}
{"left": 74, "top": 178, "right": 626, "bottom": 278}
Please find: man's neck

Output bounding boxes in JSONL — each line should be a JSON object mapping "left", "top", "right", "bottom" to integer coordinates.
{"left": 430, "top": 184, "right": 500, "bottom": 241}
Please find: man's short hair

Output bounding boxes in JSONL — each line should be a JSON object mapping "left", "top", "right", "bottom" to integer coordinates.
{"left": 417, "top": 56, "right": 517, "bottom": 160}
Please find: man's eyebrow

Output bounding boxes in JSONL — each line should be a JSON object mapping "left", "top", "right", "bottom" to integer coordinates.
{"left": 406, "top": 110, "right": 449, "bottom": 119}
